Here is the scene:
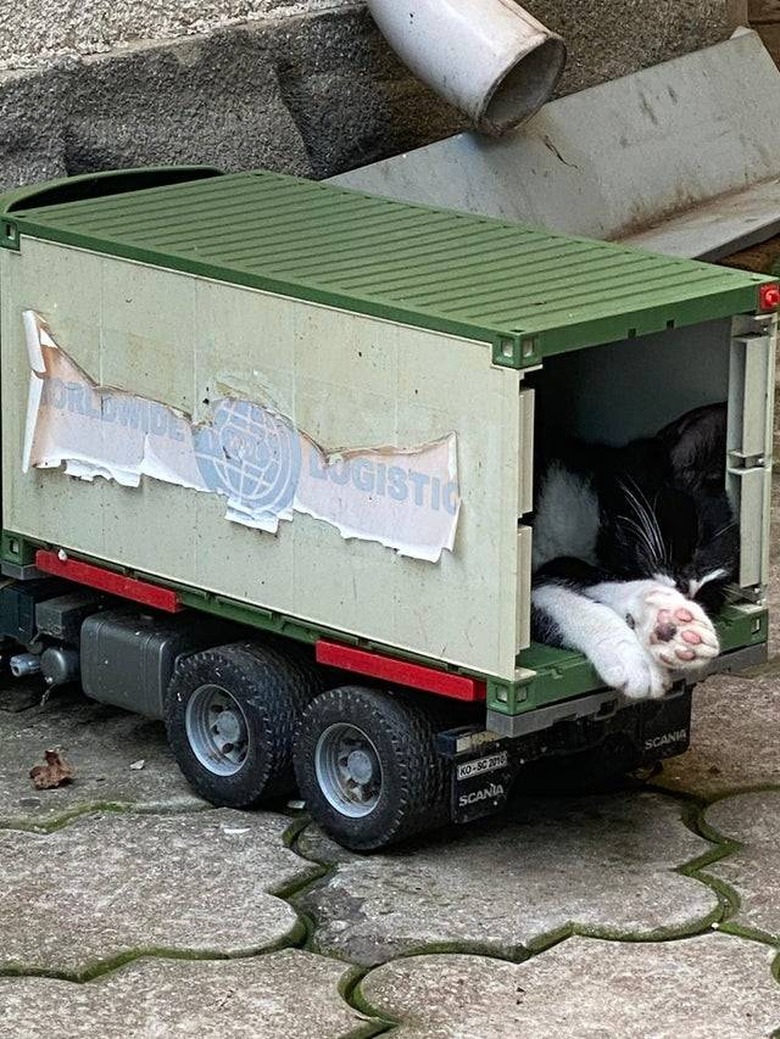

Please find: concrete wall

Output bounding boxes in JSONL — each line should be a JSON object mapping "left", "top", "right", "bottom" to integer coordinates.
{"left": 0, "top": 1, "right": 749, "bottom": 190}
{"left": 1, "top": 1, "right": 352, "bottom": 71}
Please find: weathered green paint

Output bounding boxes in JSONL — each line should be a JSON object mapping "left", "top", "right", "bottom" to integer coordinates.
{"left": 488, "top": 650, "right": 601, "bottom": 717}
{"left": 1, "top": 532, "right": 38, "bottom": 567}
{"left": 712, "top": 603, "right": 769, "bottom": 652}
{"left": 1, "top": 168, "right": 772, "bottom": 367}
{"left": 0, "top": 167, "right": 223, "bottom": 221}
{"left": 489, "top": 604, "right": 770, "bottom": 716}
{"left": 176, "top": 587, "right": 321, "bottom": 647}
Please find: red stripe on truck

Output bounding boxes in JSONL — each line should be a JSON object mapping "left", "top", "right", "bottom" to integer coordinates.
{"left": 316, "top": 639, "right": 486, "bottom": 702}
{"left": 35, "top": 550, "right": 183, "bottom": 613}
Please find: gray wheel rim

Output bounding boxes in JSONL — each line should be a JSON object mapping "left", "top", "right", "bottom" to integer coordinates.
{"left": 314, "top": 722, "right": 383, "bottom": 818}
{"left": 185, "top": 683, "right": 250, "bottom": 776}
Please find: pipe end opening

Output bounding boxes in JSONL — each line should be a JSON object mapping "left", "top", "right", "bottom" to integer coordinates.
{"left": 481, "top": 36, "right": 567, "bottom": 136}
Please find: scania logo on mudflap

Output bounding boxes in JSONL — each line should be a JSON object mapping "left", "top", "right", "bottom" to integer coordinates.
{"left": 458, "top": 782, "right": 505, "bottom": 808}
{"left": 644, "top": 728, "right": 688, "bottom": 751}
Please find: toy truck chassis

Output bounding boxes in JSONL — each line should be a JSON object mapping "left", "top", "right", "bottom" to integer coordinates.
{"left": 0, "top": 167, "right": 774, "bottom": 850}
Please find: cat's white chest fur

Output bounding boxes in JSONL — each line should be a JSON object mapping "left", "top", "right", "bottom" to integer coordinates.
{"left": 532, "top": 463, "right": 600, "bottom": 570}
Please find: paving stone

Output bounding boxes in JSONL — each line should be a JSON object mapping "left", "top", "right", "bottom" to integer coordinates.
{"left": 0, "top": 808, "right": 318, "bottom": 974}
{"left": 295, "top": 791, "right": 719, "bottom": 965}
{"left": 764, "top": 471, "right": 780, "bottom": 657}
{"left": 0, "top": 948, "right": 369, "bottom": 1038}
{"left": 653, "top": 671, "right": 780, "bottom": 798}
{"left": 653, "top": 473, "right": 780, "bottom": 797}
{"left": 358, "top": 933, "right": 780, "bottom": 1039}
{"left": 703, "top": 790, "right": 780, "bottom": 940}
{"left": 0, "top": 684, "right": 206, "bottom": 828}
{"left": 0, "top": 678, "right": 41, "bottom": 712}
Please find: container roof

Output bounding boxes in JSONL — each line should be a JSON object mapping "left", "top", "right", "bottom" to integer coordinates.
{"left": 3, "top": 168, "right": 771, "bottom": 366}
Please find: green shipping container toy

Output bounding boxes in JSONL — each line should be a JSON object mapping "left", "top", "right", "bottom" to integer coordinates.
{"left": 0, "top": 167, "right": 774, "bottom": 849}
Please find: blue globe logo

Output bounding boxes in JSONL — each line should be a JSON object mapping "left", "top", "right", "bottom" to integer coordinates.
{"left": 194, "top": 399, "right": 301, "bottom": 518}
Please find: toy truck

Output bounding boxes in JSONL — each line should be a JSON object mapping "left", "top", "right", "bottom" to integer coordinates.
{"left": 0, "top": 167, "right": 775, "bottom": 850}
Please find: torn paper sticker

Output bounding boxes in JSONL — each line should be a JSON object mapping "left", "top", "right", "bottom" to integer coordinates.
{"left": 23, "top": 312, "right": 461, "bottom": 562}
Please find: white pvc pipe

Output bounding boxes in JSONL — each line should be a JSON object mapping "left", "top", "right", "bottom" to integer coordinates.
{"left": 366, "top": 0, "right": 566, "bottom": 135}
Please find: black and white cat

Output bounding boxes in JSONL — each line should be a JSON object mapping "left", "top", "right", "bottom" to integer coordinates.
{"left": 531, "top": 403, "right": 737, "bottom": 700}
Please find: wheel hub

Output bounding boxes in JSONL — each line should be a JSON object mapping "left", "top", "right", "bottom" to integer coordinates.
{"left": 185, "top": 684, "right": 250, "bottom": 776}
{"left": 213, "top": 709, "right": 242, "bottom": 745}
{"left": 314, "top": 722, "right": 383, "bottom": 818}
{"left": 345, "top": 748, "right": 374, "bottom": 785}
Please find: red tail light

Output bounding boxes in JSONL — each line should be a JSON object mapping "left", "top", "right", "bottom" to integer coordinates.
{"left": 758, "top": 282, "right": 780, "bottom": 311}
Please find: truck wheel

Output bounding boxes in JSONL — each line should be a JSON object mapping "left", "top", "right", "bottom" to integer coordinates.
{"left": 165, "top": 642, "right": 318, "bottom": 808}
{"left": 294, "top": 685, "right": 449, "bottom": 852}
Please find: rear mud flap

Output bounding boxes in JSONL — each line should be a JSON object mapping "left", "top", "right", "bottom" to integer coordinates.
{"left": 439, "top": 684, "right": 694, "bottom": 824}
{"left": 436, "top": 732, "right": 515, "bottom": 824}
{"left": 636, "top": 685, "right": 693, "bottom": 764}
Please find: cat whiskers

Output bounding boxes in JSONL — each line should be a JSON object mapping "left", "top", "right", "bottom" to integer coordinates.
{"left": 618, "top": 478, "right": 668, "bottom": 572}
{"left": 707, "top": 519, "right": 737, "bottom": 542}
{"left": 616, "top": 514, "right": 661, "bottom": 572}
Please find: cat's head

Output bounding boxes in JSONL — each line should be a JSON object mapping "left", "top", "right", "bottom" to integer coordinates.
{"left": 605, "top": 403, "right": 737, "bottom": 614}
{"left": 657, "top": 402, "right": 728, "bottom": 496}
{"left": 657, "top": 402, "right": 736, "bottom": 613}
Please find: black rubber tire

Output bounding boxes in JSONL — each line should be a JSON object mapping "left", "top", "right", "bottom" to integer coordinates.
{"left": 165, "top": 641, "right": 322, "bottom": 808}
{"left": 293, "top": 685, "right": 449, "bottom": 852}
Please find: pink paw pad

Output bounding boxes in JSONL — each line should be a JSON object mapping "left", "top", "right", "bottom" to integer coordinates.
{"left": 640, "top": 585, "right": 720, "bottom": 672}
{"left": 675, "top": 648, "right": 696, "bottom": 662}
{"left": 652, "top": 609, "right": 677, "bottom": 643}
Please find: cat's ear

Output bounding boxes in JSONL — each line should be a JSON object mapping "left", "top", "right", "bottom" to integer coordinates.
{"left": 657, "top": 403, "right": 727, "bottom": 492}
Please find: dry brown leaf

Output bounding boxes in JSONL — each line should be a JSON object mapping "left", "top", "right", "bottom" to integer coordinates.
{"left": 29, "top": 749, "right": 75, "bottom": 790}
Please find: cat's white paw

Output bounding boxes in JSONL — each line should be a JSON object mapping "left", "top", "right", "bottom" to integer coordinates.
{"left": 590, "top": 635, "right": 670, "bottom": 700}
{"left": 633, "top": 585, "right": 719, "bottom": 673}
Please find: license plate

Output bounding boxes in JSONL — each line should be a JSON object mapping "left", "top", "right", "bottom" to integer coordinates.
{"left": 456, "top": 750, "right": 509, "bottom": 781}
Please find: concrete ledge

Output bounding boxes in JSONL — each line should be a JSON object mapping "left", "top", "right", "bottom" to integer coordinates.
{"left": 532, "top": 0, "right": 746, "bottom": 96}
{"left": 0, "top": 3, "right": 746, "bottom": 191}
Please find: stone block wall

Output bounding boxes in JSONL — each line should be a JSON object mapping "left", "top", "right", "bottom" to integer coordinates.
{"left": 749, "top": 0, "right": 780, "bottom": 59}
{"left": 0, "top": 1, "right": 750, "bottom": 190}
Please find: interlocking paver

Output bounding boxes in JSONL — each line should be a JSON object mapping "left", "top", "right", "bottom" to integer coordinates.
{"left": 358, "top": 934, "right": 780, "bottom": 1038}
{"left": 766, "top": 472, "right": 780, "bottom": 657}
{"left": 703, "top": 790, "right": 780, "bottom": 940}
{"left": 0, "top": 686, "right": 204, "bottom": 827}
{"left": 0, "top": 808, "right": 319, "bottom": 974}
{"left": 653, "top": 671, "right": 780, "bottom": 798}
{"left": 0, "top": 948, "right": 371, "bottom": 1039}
{"left": 651, "top": 476, "right": 780, "bottom": 796}
{"left": 295, "top": 791, "right": 720, "bottom": 964}
{"left": 0, "top": 423, "right": 774, "bottom": 1037}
